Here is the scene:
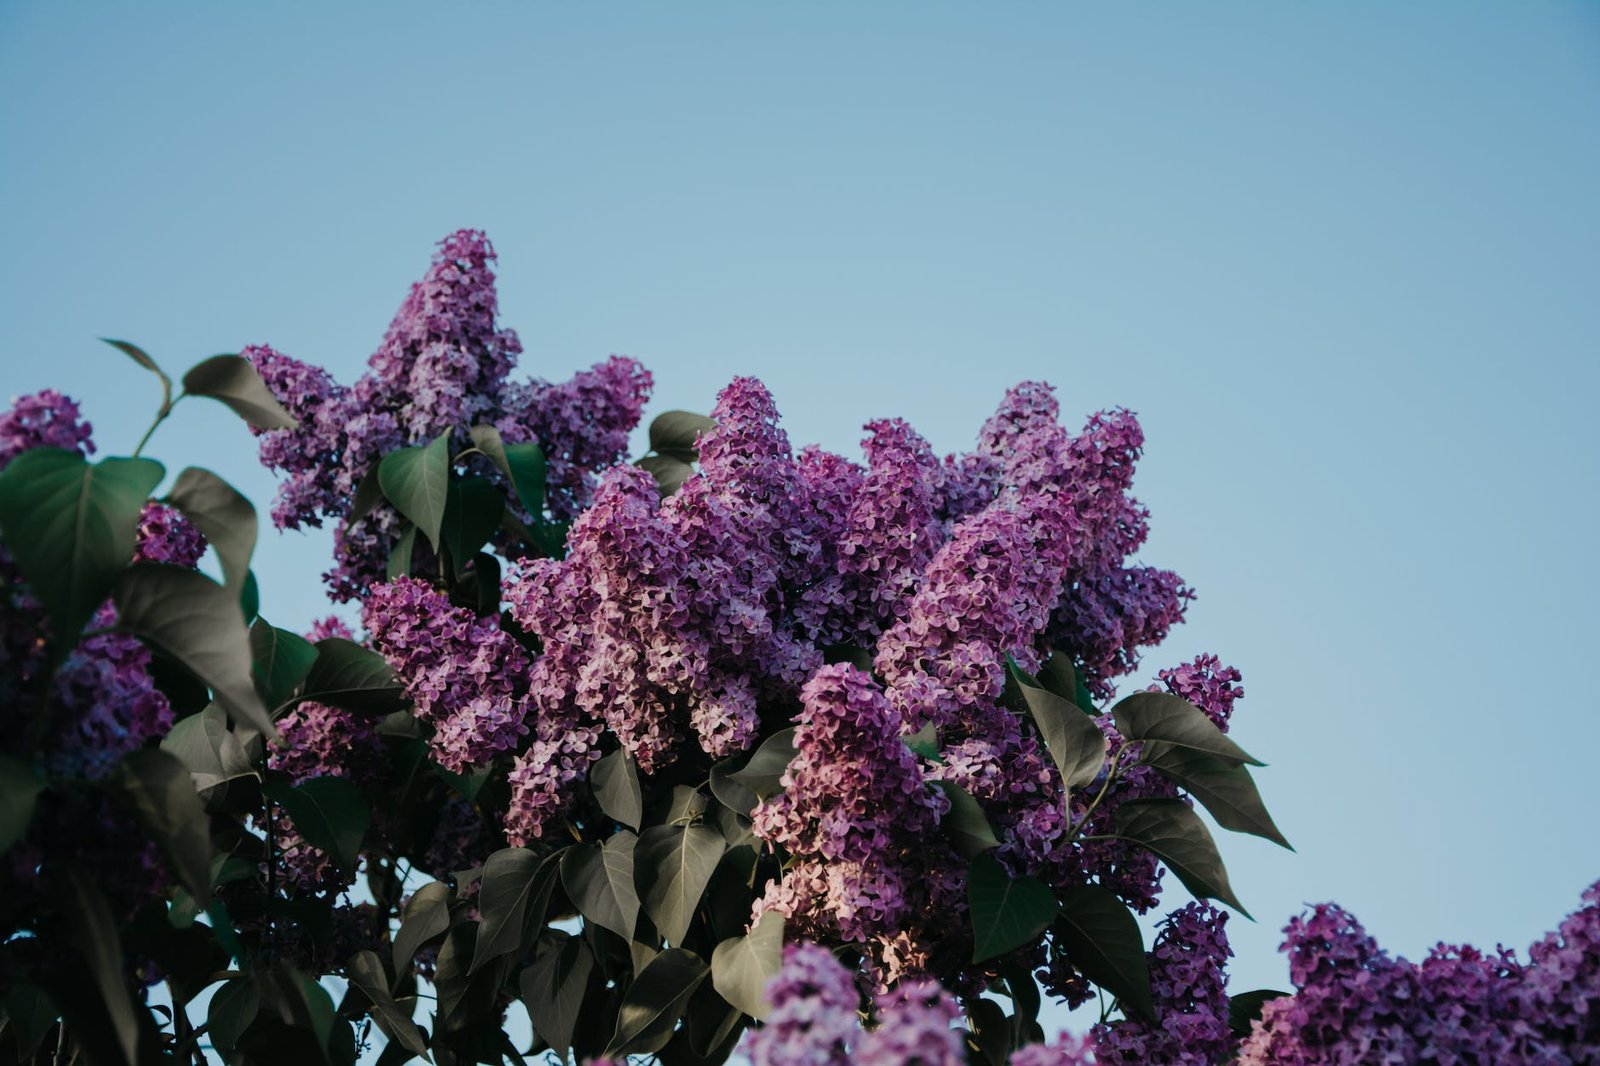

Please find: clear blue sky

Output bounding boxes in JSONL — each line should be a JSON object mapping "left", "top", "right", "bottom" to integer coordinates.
{"left": 3, "top": 0, "right": 1598, "bottom": 1024}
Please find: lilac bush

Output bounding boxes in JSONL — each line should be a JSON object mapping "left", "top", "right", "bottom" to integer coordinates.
{"left": 0, "top": 229, "right": 1592, "bottom": 1066}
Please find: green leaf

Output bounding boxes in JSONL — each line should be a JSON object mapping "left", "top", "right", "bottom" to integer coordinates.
{"left": 181, "top": 354, "right": 298, "bottom": 430}
{"left": 1228, "top": 988, "right": 1291, "bottom": 1037}
{"left": 114, "top": 563, "right": 275, "bottom": 738}
{"left": 469, "top": 425, "right": 547, "bottom": 518}
{"left": 968, "top": 851, "right": 1058, "bottom": 962}
{"left": 637, "top": 453, "right": 695, "bottom": 497}
{"left": 560, "top": 833, "right": 640, "bottom": 942}
{"left": 1143, "top": 745, "right": 1292, "bottom": 849}
{"left": 0, "top": 982, "right": 58, "bottom": 1061}
{"left": 207, "top": 977, "right": 260, "bottom": 1053}
{"left": 965, "top": 996, "right": 1011, "bottom": 1066}
{"left": 1006, "top": 661, "right": 1107, "bottom": 790}
{"left": 102, "top": 338, "right": 173, "bottom": 411}
{"left": 725, "top": 728, "right": 797, "bottom": 803}
{"left": 636, "top": 824, "right": 726, "bottom": 945}
{"left": 472, "top": 848, "right": 561, "bottom": 972}
{"left": 251, "top": 619, "right": 319, "bottom": 711}
{"left": 1052, "top": 885, "right": 1155, "bottom": 1022}
{"left": 298, "top": 637, "right": 405, "bottom": 716}
{"left": 603, "top": 948, "right": 710, "bottom": 1057}
{"left": 393, "top": 880, "right": 453, "bottom": 972}
{"left": 264, "top": 776, "right": 370, "bottom": 874}
{"left": 165, "top": 467, "right": 256, "bottom": 592}
{"left": 347, "top": 950, "right": 431, "bottom": 1061}
{"left": 648, "top": 410, "right": 715, "bottom": 462}
{"left": 932, "top": 781, "right": 1001, "bottom": 858}
{"left": 239, "top": 569, "right": 260, "bottom": 625}
{"left": 0, "top": 755, "right": 43, "bottom": 855}
{"left": 107, "top": 748, "right": 213, "bottom": 899}
{"left": 386, "top": 523, "right": 418, "bottom": 580}
{"left": 62, "top": 868, "right": 141, "bottom": 1064}
{"left": 348, "top": 463, "right": 383, "bottom": 527}
{"left": 1113, "top": 798, "right": 1250, "bottom": 916}
{"left": 710, "top": 911, "right": 784, "bottom": 1021}
{"left": 591, "top": 748, "right": 643, "bottom": 831}
{"left": 904, "top": 722, "right": 940, "bottom": 759}
{"left": 521, "top": 932, "right": 596, "bottom": 1060}
{"left": 0, "top": 450, "right": 163, "bottom": 643}
{"left": 378, "top": 432, "right": 451, "bottom": 553}
{"left": 441, "top": 476, "right": 505, "bottom": 575}
{"left": 1111, "top": 692, "right": 1263, "bottom": 766}
{"left": 161, "top": 703, "right": 258, "bottom": 791}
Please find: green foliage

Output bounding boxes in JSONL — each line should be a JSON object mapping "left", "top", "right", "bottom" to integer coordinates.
{"left": 180, "top": 354, "right": 298, "bottom": 430}
{"left": 710, "top": 911, "right": 784, "bottom": 1021}
{"left": 968, "top": 851, "right": 1059, "bottom": 962}
{"left": 0, "top": 756, "right": 43, "bottom": 856}
{"left": 114, "top": 563, "right": 276, "bottom": 737}
{"left": 378, "top": 431, "right": 451, "bottom": 553}
{"left": 1052, "top": 885, "right": 1155, "bottom": 1021}
{"left": 263, "top": 776, "right": 370, "bottom": 875}
{"left": 0, "top": 450, "right": 163, "bottom": 644}
{"left": 166, "top": 466, "right": 257, "bottom": 591}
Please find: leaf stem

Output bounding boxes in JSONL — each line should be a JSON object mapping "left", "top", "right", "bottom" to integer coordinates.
{"left": 1066, "top": 741, "right": 1131, "bottom": 844}
{"left": 130, "top": 390, "right": 185, "bottom": 458}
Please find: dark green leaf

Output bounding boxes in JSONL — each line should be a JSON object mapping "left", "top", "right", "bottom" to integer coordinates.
{"left": 181, "top": 354, "right": 298, "bottom": 430}
{"left": 1052, "top": 885, "right": 1155, "bottom": 1022}
{"left": 1112, "top": 692, "right": 1263, "bottom": 766}
{"left": 648, "top": 411, "right": 715, "bottom": 460}
{"left": 0, "top": 755, "right": 43, "bottom": 855}
{"left": 107, "top": 748, "right": 213, "bottom": 899}
{"left": 904, "top": 722, "right": 940, "bottom": 760}
{"left": 637, "top": 453, "right": 695, "bottom": 497}
{"left": 161, "top": 703, "right": 258, "bottom": 791}
{"left": 0, "top": 982, "right": 57, "bottom": 1060}
{"left": 264, "top": 776, "right": 370, "bottom": 874}
{"left": 1113, "top": 798, "right": 1250, "bottom": 916}
{"left": 378, "top": 432, "right": 451, "bottom": 553}
{"left": 299, "top": 637, "right": 405, "bottom": 716}
{"left": 560, "top": 833, "right": 640, "bottom": 942}
{"left": 441, "top": 476, "right": 504, "bottom": 575}
{"left": 166, "top": 466, "right": 256, "bottom": 592}
{"left": 114, "top": 563, "right": 275, "bottom": 737}
{"left": 239, "top": 568, "right": 260, "bottom": 625}
{"left": 347, "top": 950, "right": 431, "bottom": 1061}
{"left": 522, "top": 933, "right": 596, "bottom": 1060}
{"left": 62, "top": 868, "right": 141, "bottom": 1064}
{"left": 725, "top": 728, "right": 797, "bottom": 803}
{"left": 386, "top": 524, "right": 418, "bottom": 580}
{"left": 393, "top": 880, "right": 452, "bottom": 971}
{"left": 251, "top": 618, "right": 318, "bottom": 710}
{"left": 709, "top": 911, "right": 784, "bottom": 1021}
{"left": 472, "top": 848, "right": 561, "bottom": 972}
{"left": 637, "top": 825, "right": 725, "bottom": 945}
{"left": 603, "top": 948, "right": 709, "bottom": 1057}
{"left": 0, "top": 450, "right": 163, "bottom": 643}
{"left": 469, "top": 425, "right": 547, "bottom": 518}
{"left": 933, "top": 781, "right": 1001, "bottom": 858}
{"left": 208, "top": 977, "right": 260, "bottom": 1053}
{"left": 348, "top": 464, "right": 383, "bottom": 527}
{"left": 821, "top": 643, "right": 874, "bottom": 670}
{"left": 102, "top": 338, "right": 173, "bottom": 411}
{"left": 965, "top": 996, "right": 1012, "bottom": 1066}
{"left": 1229, "top": 988, "right": 1291, "bottom": 1037}
{"left": 591, "top": 748, "right": 643, "bottom": 831}
{"left": 968, "top": 851, "right": 1058, "bottom": 962}
{"left": 1143, "top": 745, "right": 1292, "bottom": 849}
{"left": 1007, "top": 659, "right": 1107, "bottom": 790}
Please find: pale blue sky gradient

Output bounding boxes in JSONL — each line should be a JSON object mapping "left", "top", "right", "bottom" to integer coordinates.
{"left": 3, "top": 0, "right": 1598, "bottom": 1026}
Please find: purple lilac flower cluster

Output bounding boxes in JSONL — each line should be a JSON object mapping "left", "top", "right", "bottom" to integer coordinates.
{"left": 1236, "top": 882, "right": 1600, "bottom": 1064}
{"left": 749, "top": 941, "right": 1097, "bottom": 1066}
{"left": 1092, "top": 903, "right": 1233, "bottom": 1066}
{"left": 363, "top": 576, "right": 531, "bottom": 773}
{"left": 752, "top": 665, "right": 960, "bottom": 983}
{"left": 245, "top": 230, "right": 651, "bottom": 600}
